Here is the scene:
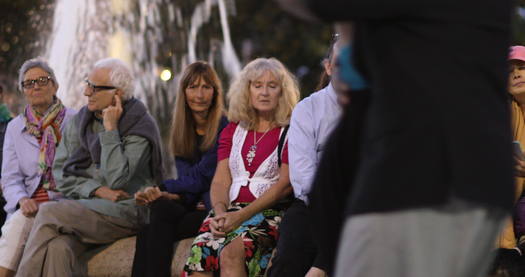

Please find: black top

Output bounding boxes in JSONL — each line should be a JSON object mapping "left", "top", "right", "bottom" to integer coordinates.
{"left": 308, "top": 0, "right": 515, "bottom": 215}
{"left": 304, "top": 1, "right": 516, "bottom": 274}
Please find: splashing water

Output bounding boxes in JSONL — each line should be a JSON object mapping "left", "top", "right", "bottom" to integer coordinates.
{"left": 45, "top": 0, "right": 241, "bottom": 128}
{"left": 46, "top": 0, "right": 112, "bottom": 109}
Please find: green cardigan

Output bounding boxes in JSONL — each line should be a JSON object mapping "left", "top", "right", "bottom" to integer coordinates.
{"left": 52, "top": 116, "right": 155, "bottom": 223}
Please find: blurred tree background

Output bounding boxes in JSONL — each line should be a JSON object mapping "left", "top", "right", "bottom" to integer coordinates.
{"left": 514, "top": 1, "right": 525, "bottom": 43}
{"left": 0, "top": 0, "right": 330, "bottom": 116}
{"left": 1, "top": 0, "right": 525, "bottom": 117}
{"left": 0, "top": 0, "right": 54, "bottom": 112}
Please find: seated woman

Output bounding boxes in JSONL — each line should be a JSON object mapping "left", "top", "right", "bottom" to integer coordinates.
{"left": 499, "top": 45, "right": 525, "bottom": 251}
{"left": 183, "top": 57, "right": 300, "bottom": 277}
{"left": 489, "top": 46, "right": 525, "bottom": 276}
{"left": 0, "top": 58, "right": 75, "bottom": 277}
{"left": 505, "top": 45, "right": 525, "bottom": 238}
{"left": 132, "top": 61, "right": 227, "bottom": 277}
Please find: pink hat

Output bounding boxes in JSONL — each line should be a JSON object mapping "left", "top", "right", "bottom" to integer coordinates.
{"left": 510, "top": 46, "right": 525, "bottom": 62}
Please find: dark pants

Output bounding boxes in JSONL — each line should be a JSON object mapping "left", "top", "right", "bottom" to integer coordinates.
{"left": 0, "top": 194, "right": 6, "bottom": 235}
{"left": 131, "top": 198, "right": 207, "bottom": 277}
{"left": 267, "top": 199, "right": 322, "bottom": 277}
{"left": 514, "top": 196, "right": 525, "bottom": 239}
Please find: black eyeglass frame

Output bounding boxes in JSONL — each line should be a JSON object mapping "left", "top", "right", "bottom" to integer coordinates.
{"left": 85, "top": 79, "right": 117, "bottom": 94}
{"left": 21, "top": 76, "right": 53, "bottom": 90}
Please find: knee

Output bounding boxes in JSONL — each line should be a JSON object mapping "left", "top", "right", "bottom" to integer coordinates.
{"left": 37, "top": 202, "right": 55, "bottom": 216}
{"left": 36, "top": 202, "right": 62, "bottom": 220}
{"left": 150, "top": 198, "right": 172, "bottom": 212}
{"left": 270, "top": 246, "right": 301, "bottom": 274}
{"left": 32, "top": 202, "right": 63, "bottom": 227}
{"left": 149, "top": 199, "right": 185, "bottom": 223}
{"left": 34, "top": 201, "right": 76, "bottom": 227}
{"left": 219, "top": 245, "right": 245, "bottom": 269}
{"left": 272, "top": 247, "right": 294, "bottom": 265}
{"left": 47, "top": 237, "right": 72, "bottom": 257}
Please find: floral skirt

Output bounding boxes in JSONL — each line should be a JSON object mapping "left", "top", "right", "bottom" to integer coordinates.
{"left": 183, "top": 202, "right": 283, "bottom": 276}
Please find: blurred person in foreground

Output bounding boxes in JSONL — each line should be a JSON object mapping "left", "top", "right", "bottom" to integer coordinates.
{"left": 278, "top": 1, "right": 516, "bottom": 277}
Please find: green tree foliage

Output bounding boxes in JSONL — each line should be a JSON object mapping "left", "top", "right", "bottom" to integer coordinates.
{"left": 0, "top": 1, "right": 54, "bottom": 91}
{"left": 229, "top": 2, "right": 331, "bottom": 97}
{"left": 1, "top": 1, "right": 524, "bottom": 104}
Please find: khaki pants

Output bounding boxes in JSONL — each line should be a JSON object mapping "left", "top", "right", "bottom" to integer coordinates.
{"left": 16, "top": 200, "right": 138, "bottom": 277}
{"left": 335, "top": 199, "right": 505, "bottom": 277}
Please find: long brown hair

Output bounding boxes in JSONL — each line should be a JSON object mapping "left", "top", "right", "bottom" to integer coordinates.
{"left": 170, "top": 61, "right": 225, "bottom": 159}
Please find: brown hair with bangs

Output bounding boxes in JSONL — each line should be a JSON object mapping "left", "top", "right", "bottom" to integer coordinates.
{"left": 170, "top": 61, "right": 225, "bottom": 159}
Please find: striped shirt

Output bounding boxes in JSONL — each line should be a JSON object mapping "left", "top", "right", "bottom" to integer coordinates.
{"left": 31, "top": 186, "right": 49, "bottom": 203}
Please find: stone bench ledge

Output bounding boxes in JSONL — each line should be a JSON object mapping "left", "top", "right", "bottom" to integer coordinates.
{"left": 84, "top": 236, "right": 194, "bottom": 277}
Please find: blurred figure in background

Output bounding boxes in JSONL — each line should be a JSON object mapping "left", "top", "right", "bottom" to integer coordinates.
{"left": 267, "top": 35, "right": 342, "bottom": 277}
{"left": 0, "top": 82, "right": 12, "bottom": 235}
{"left": 492, "top": 45, "right": 525, "bottom": 276}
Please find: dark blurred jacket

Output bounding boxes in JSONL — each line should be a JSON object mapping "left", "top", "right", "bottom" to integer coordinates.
{"left": 307, "top": 0, "right": 516, "bottom": 273}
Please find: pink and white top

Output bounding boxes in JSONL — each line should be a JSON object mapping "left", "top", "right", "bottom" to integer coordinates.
{"left": 218, "top": 122, "right": 288, "bottom": 203}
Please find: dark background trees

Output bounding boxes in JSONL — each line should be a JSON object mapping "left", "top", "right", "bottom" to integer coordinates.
{"left": 1, "top": 0, "right": 524, "bottom": 116}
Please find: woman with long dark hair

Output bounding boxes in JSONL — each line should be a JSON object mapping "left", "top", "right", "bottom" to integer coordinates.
{"left": 132, "top": 61, "right": 227, "bottom": 277}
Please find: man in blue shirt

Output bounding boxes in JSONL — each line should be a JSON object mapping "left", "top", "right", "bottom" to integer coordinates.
{"left": 268, "top": 37, "right": 342, "bottom": 277}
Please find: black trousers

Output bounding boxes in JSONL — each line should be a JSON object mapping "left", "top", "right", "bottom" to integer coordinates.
{"left": 0, "top": 194, "right": 6, "bottom": 235}
{"left": 267, "top": 199, "right": 323, "bottom": 277}
{"left": 131, "top": 198, "right": 207, "bottom": 277}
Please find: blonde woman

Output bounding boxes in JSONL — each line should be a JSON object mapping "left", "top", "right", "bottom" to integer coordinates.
{"left": 183, "top": 58, "right": 300, "bottom": 277}
{"left": 133, "top": 61, "right": 227, "bottom": 277}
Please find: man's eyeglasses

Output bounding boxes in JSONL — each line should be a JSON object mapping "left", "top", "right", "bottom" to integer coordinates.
{"left": 85, "top": 80, "right": 116, "bottom": 94}
{"left": 21, "top": 76, "right": 53, "bottom": 90}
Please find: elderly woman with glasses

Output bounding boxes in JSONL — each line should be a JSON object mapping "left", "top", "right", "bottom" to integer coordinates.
{"left": 0, "top": 58, "right": 75, "bottom": 277}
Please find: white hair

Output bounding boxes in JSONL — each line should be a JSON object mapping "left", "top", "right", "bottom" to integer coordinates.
{"left": 93, "top": 58, "right": 135, "bottom": 99}
{"left": 18, "top": 58, "right": 58, "bottom": 91}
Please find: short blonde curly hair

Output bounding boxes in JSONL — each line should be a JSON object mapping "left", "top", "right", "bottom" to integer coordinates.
{"left": 227, "top": 58, "right": 300, "bottom": 130}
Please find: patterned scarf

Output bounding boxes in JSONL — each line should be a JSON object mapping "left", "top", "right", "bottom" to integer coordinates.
{"left": 24, "top": 99, "right": 66, "bottom": 191}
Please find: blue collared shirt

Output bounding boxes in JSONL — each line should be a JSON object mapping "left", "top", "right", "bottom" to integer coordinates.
{"left": 289, "top": 83, "right": 342, "bottom": 203}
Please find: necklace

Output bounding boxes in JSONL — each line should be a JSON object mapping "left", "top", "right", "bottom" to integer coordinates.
{"left": 246, "top": 127, "right": 271, "bottom": 167}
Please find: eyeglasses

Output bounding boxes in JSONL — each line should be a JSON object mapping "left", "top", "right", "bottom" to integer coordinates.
{"left": 21, "top": 76, "right": 52, "bottom": 89}
{"left": 85, "top": 80, "right": 116, "bottom": 94}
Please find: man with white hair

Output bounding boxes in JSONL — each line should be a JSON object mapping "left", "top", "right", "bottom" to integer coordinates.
{"left": 16, "top": 58, "right": 164, "bottom": 276}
